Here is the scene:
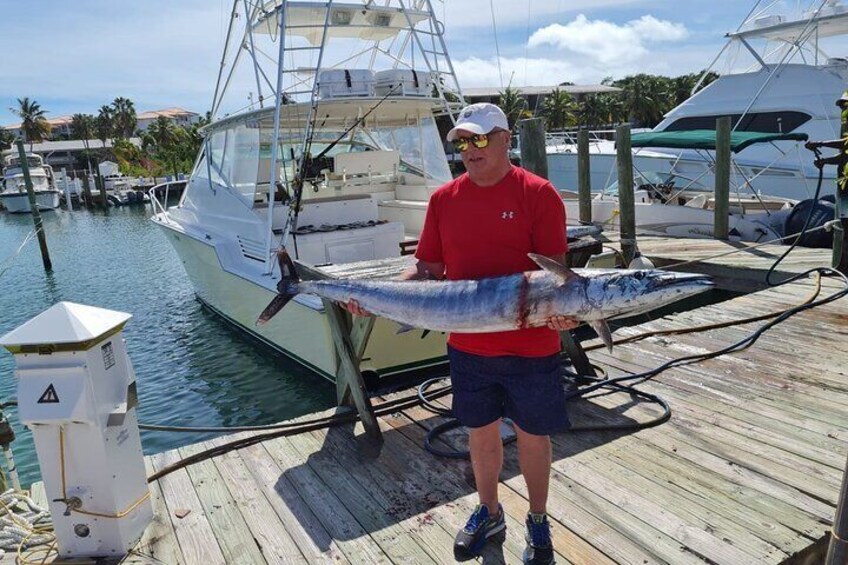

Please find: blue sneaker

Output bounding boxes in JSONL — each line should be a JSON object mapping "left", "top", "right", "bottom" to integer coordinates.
{"left": 453, "top": 503, "right": 506, "bottom": 561}
{"left": 523, "top": 513, "right": 555, "bottom": 565}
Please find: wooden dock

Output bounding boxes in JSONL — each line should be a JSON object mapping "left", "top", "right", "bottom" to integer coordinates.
{"left": 17, "top": 237, "right": 848, "bottom": 564}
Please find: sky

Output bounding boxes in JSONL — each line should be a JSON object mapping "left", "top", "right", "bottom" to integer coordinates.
{"left": 0, "top": 1, "right": 793, "bottom": 127}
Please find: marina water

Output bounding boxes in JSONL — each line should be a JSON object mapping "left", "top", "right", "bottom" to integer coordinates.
{"left": 0, "top": 205, "right": 336, "bottom": 487}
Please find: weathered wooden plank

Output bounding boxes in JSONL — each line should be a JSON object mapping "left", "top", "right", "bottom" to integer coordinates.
{"left": 261, "top": 436, "right": 393, "bottom": 564}
{"left": 288, "top": 427, "right": 439, "bottom": 563}
{"left": 150, "top": 450, "right": 227, "bottom": 565}
{"left": 123, "top": 459, "right": 185, "bottom": 565}
{"left": 238, "top": 441, "right": 350, "bottom": 564}
{"left": 206, "top": 437, "right": 307, "bottom": 564}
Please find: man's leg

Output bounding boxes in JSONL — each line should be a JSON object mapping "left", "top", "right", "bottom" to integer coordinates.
{"left": 513, "top": 423, "right": 551, "bottom": 514}
{"left": 468, "top": 419, "right": 503, "bottom": 510}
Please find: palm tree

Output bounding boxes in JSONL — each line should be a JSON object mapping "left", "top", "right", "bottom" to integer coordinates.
{"left": 616, "top": 74, "right": 672, "bottom": 128}
{"left": 146, "top": 116, "right": 182, "bottom": 177}
{"left": 10, "top": 97, "right": 51, "bottom": 149}
{"left": 70, "top": 113, "right": 96, "bottom": 173}
{"left": 95, "top": 105, "right": 114, "bottom": 147}
{"left": 541, "top": 88, "right": 577, "bottom": 130}
{"left": 0, "top": 128, "right": 15, "bottom": 151}
{"left": 497, "top": 85, "right": 527, "bottom": 131}
{"left": 111, "top": 97, "right": 137, "bottom": 139}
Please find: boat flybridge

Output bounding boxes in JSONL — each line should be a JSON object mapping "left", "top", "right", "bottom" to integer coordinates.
{"left": 0, "top": 153, "right": 60, "bottom": 214}
{"left": 150, "top": 0, "right": 464, "bottom": 383}
{"left": 548, "top": 0, "right": 848, "bottom": 225}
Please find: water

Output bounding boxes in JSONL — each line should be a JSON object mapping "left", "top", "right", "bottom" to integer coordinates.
{"left": 0, "top": 205, "right": 336, "bottom": 487}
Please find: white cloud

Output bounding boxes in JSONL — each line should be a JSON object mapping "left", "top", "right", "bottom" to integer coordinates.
{"left": 528, "top": 14, "right": 688, "bottom": 65}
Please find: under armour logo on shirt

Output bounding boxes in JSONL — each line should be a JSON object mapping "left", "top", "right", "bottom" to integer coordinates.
{"left": 501, "top": 211, "right": 514, "bottom": 219}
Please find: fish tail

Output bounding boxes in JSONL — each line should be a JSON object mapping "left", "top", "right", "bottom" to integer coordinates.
{"left": 256, "top": 249, "right": 300, "bottom": 325}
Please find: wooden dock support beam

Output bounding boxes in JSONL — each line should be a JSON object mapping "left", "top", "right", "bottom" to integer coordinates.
{"left": 295, "top": 261, "right": 383, "bottom": 448}
{"left": 714, "top": 116, "right": 731, "bottom": 240}
{"left": 15, "top": 141, "right": 52, "bottom": 272}
{"left": 577, "top": 129, "right": 592, "bottom": 224}
{"left": 616, "top": 125, "right": 636, "bottom": 265}
{"left": 518, "top": 118, "right": 548, "bottom": 179}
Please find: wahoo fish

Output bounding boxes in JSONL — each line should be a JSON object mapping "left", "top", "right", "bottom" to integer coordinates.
{"left": 256, "top": 251, "right": 713, "bottom": 350}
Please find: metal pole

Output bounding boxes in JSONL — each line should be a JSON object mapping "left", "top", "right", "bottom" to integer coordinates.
{"left": 61, "top": 167, "right": 73, "bottom": 211}
{"left": 616, "top": 125, "right": 636, "bottom": 265}
{"left": 518, "top": 118, "right": 548, "bottom": 179}
{"left": 714, "top": 116, "right": 731, "bottom": 240}
{"left": 827, "top": 451, "right": 848, "bottom": 563}
{"left": 15, "top": 141, "right": 52, "bottom": 272}
{"left": 577, "top": 129, "right": 592, "bottom": 224}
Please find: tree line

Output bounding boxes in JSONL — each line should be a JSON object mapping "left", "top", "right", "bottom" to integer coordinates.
{"left": 497, "top": 71, "right": 719, "bottom": 131}
{"left": 1, "top": 97, "right": 208, "bottom": 178}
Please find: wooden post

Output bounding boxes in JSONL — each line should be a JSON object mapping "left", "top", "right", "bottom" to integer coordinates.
{"left": 834, "top": 101, "right": 848, "bottom": 274}
{"left": 577, "top": 129, "right": 592, "bottom": 224}
{"left": 81, "top": 174, "right": 93, "bottom": 209}
{"left": 518, "top": 118, "right": 548, "bottom": 179}
{"left": 295, "top": 261, "right": 383, "bottom": 447}
{"left": 714, "top": 116, "right": 731, "bottom": 240}
{"left": 15, "top": 141, "right": 52, "bottom": 272}
{"left": 616, "top": 125, "right": 636, "bottom": 265}
{"left": 61, "top": 168, "right": 73, "bottom": 211}
{"left": 827, "top": 451, "right": 848, "bottom": 564}
{"left": 96, "top": 169, "right": 109, "bottom": 210}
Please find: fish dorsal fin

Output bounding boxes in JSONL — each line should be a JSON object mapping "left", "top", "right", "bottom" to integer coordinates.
{"left": 528, "top": 253, "right": 580, "bottom": 282}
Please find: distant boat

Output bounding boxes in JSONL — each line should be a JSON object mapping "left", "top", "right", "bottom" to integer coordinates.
{"left": 0, "top": 153, "right": 61, "bottom": 213}
{"left": 547, "top": 0, "right": 847, "bottom": 201}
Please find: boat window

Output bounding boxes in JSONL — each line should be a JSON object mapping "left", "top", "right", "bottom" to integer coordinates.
{"left": 665, "top": 111, "right": 811, "bottom": 134}
{"left": 206, "top": 124, "right": 261, "bottom": 205}
{"left": 369, "top": 116, "right": 451, "bottom": 183}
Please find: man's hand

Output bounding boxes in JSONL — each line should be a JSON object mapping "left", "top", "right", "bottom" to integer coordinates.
{"left": 342, "top": 299, "right": 373, "bottom": 317}
{"left": 546, "top": 315, "right": 580, "bottom": 331}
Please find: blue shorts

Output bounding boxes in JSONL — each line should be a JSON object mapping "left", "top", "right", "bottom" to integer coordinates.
{"left": 447, "top": 345, "right": 570, "bottom": 436}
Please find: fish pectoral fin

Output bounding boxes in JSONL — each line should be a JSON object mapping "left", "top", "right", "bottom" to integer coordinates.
{"left": 528, "top": 253, "right": 580, "bottom": 282}
{"left": 588, "top": 320, "right": 614, "bottom": 352}
{"left": 395, "top": 323, "right": 417, "bottom": 334}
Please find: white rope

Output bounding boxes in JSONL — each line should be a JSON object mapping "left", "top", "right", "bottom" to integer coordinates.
{"left": 0, "top": 489, "right": 52, "bottom": 551}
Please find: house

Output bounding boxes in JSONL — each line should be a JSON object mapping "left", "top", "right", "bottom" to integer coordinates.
{"left": 136, "top": 107, "right": 201, "bottom": 132}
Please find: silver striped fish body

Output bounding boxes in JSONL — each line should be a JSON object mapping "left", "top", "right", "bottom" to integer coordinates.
{"left": 296, "top": 268, "right": 712, "bottom": 333}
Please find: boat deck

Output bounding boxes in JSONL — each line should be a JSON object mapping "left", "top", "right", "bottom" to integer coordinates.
{"left": 16, "top": 236, "right": 848, "bottom": 564}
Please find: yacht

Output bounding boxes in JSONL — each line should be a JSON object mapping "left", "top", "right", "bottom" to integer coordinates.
{"left": 548, "top": 0, "right": 847, "bottom": 239}
{"left": 0, "top": 153, "right": 61, "bottom": 213}
{"left": 150, "top": 0, "right": 464, "bottom": 383}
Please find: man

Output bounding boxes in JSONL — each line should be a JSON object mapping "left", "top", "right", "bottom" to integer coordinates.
{"left": 349, "top": 102, "right": 575, "bottom": 564}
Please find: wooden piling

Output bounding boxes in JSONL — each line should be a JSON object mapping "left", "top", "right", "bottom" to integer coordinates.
{"left": 714, "top": 116, "right": 731, "bottom": 240}
{"left": 518, "top": 118, "right": 548, "bottom": 179}
{"left": 577, "top": 129, "right": 592, "bottom": 224}
{"left": 96, "top": 170, "right": 109, "bottom": 210}
{"left": 616, "top": 125, "right": 636, "bottom": 265}
{"left": 834, "top": 101, "right": 848, "bottom": 275}
{"left": 81, "top": 174, "right": 93, "bottom": 209}
{"left": 15, "top": 141, "right": 52, "bottom": 272}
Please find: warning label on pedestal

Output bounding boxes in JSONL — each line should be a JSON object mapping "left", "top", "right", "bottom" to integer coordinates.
{"left": 37, "top": 384, "right": 59, "bottom": 404}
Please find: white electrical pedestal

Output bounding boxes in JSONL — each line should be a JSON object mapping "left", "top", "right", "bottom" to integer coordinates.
{"left": 0, "top": 302, "right": 152, "bottom": 558}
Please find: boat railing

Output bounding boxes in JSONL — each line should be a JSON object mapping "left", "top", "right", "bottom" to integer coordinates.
{"left": 148, "top": 185, "right": 171, "bottom": 223}
{"left": 546, "top": 128, "right": 619, "bottom": 147}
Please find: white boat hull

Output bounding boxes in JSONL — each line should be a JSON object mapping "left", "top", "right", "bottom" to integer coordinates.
{"left": 154, "top": 220, "right": 447, "bottom": 382}
{"left": 0, "top": 190, "right": 61, "bottom": 213}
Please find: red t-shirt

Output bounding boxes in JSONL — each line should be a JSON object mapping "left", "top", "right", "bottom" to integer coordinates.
{"left": 415, "top": 166, "right": 568, "bottom": 357}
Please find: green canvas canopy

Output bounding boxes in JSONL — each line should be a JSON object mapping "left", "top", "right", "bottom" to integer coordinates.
{"left": 629, "top": 130, "right": 809, "bottom": 153}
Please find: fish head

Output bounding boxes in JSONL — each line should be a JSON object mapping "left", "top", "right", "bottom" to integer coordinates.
{"left": 581, "top": 269, "right": 714, "bottom": 320}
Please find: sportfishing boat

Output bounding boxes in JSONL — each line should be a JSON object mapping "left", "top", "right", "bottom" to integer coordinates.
{"left": 0, "top": 153, "right": 61, "bottom": 214}
{"left": 549, "top": 0, "right": 847, "bottom": 239}
{"left": 150, "top": 0, "right": 465, "bottom": 383}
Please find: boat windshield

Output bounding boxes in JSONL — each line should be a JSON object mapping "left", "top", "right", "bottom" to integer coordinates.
{"left": 191, "top": 113, "right": 451, "bottom": 208}
{"left": 603, "top": 171, "right": 710, "bottom": 196}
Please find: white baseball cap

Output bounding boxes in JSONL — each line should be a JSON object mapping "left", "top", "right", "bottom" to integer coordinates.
{"left": 446, "top": 103, "right": 509, "bottom": 141}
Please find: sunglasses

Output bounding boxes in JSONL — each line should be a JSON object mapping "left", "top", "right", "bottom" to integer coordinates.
{"left": 451, "top": 132, "right": 500, "bottom": 152}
